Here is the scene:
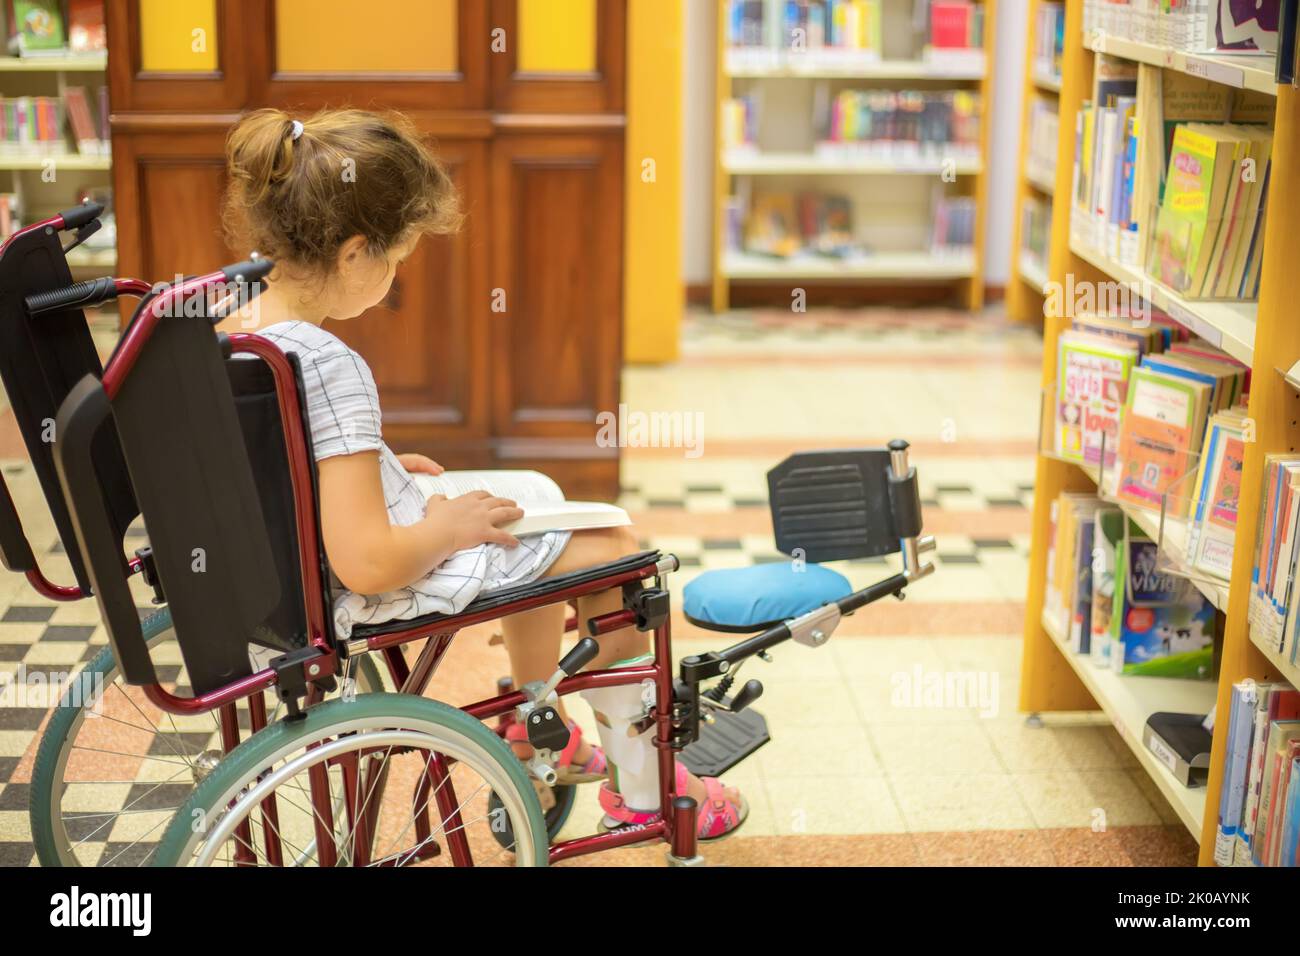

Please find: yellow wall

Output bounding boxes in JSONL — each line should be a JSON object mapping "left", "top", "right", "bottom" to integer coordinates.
{"left": 623, "top": 0, "right": 683, "bottom": 364}
{"left": 519, "top": 0, "right": 597, "bottom": 73}
{"left": 276, "top": 0, "right": 458, "bottom": 73}
{"left": 139, "top": 0, "right": 217, "bottom": 73}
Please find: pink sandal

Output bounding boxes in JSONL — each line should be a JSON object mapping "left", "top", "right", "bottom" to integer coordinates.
{"left": 505, "top": 719, "right": 608, "bottom": 784}
{"left": 598, "top": 762, "right": 748, "bottom": 842}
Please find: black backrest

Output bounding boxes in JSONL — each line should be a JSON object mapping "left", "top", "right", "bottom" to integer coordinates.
{"left": 766, "top": 449, "right": 915, "bottom": 563}
{"left": 55, "top": 304, "right": 287, "bottom": 692}
{"left": 225, "top": 351, "right": 324, "bottom": 656}
{"left": 0, "top": 216, "right": 137, "bottom": 589}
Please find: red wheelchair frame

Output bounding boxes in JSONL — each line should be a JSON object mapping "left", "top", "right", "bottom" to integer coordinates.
{"left": 6, "top": 208, "right": 932, "bottom": 867}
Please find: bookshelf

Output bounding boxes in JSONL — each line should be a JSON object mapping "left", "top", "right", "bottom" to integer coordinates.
{"left": 1018, "top": 0, "right": 1300, "bottom": 863}
{"left": 1007, "top": 0, "right": 1062, "bottom": 323}
{"left": 711, "top": 0, "right": 996, "bottom": 312}
{"left": 0, "top": 11, "right": 113, "bottom": 276}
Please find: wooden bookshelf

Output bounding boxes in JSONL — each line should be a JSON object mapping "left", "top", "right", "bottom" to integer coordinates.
{"left": 0, "top": 35, "right": 115, "bottom": 274}
{"left": 1006, "top": 0, "right": 1061, "bottom": 324}
{"left": 1018, "top": 0, "right": 1300, "bottom": 863}
{"left": 711, "top": 0, "right": 996, "bottom": 313}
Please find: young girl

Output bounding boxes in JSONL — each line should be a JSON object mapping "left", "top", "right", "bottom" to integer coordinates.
{"left": 217, "top": 108, "right": 745, "bottom": 841}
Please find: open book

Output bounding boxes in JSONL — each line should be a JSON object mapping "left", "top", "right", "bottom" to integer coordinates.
{"left": 411, "top": 470, "right": 631, "bottom": 537}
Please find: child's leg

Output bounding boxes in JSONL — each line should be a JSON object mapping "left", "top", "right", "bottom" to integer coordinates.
{"left": 522, "top": 528, "right": 740, "bottom": 815}
{"left": 499, "top": 602, "right": 595, "bottom": 764}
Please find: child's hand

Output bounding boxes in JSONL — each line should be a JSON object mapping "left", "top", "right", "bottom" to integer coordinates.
{"left": 398, "top": 453, "right": 444, "bottom": 476}
{"left": 425, "top": 491, "right": 523, "bottom": 551}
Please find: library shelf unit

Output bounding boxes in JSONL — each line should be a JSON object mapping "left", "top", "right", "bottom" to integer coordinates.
{"left": 1040, "top": 608, "right": 1216, "bottom": 835}
{"left": 712, "top": 0, "right": 996, "bottom": 313}
{"left": 0, "top": 48, "right": 114, "bottom": 275}
{"left": 1018, "top": 0, "right": 1300, "bottom": 863}
{"left": 1006, "top": 0, "right": 1061, "bottom": 323}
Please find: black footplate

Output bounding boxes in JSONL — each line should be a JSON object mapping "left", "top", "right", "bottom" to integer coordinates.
{"left": 679, "top": 708, "right": 770, "bottom": 778}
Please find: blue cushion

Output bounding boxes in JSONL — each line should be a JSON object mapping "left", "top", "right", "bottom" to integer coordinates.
{"left": 682, "top": 562, "right": 853, "bottom": 631}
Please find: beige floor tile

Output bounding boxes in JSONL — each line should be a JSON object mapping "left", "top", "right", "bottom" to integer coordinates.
{"left": 982, "top": 720, "right": 1133, "bottom": 772}
{"left": 750, "top": 678, "right": 860, "bottom": 728}
{"left": 1125, "top": 768, "right": 1184, "bottom": 827}
{"left": 754, "top": 722, "right": 878, "bottom": 778}
{"left": 765, "top": 775, "right": 905, "bottom": 835}
{"left": 848, "top": 676, "right": 981, "bottom": 724}
{"left": 872, "top": 721, "right": 1003, "bottom": 775}
{"left": 832, "top": 637, "right": 947, "bottom": 676}
{"left": 889, "top": 774, "right": 1034, "bottom": 832}
{"left": 1013, "top": 770, "right": 1163, "bottom": 829}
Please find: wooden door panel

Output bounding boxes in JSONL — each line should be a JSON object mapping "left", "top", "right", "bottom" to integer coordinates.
{"left": 490, "top": 132, "right": 622, "bottom": 438}
{"left": 111, "top": 130, "right": 232, "bottom": 289}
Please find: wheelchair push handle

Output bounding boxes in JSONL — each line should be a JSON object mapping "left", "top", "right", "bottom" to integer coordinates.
{"left": 58, "top": 201, "right": 104, "bottom": 232}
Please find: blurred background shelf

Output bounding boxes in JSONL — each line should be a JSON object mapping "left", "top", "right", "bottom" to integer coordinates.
{"left": 722, "top": 249, "right": 976, "bottom": 280}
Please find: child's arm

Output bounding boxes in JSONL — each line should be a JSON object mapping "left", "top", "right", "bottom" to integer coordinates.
{"left": 319, "top": 451, "right": 523, "bottom": 595}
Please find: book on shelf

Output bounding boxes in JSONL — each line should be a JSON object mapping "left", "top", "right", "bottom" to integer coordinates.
{"left": 1084, "top": 0, "right": 1282, "bottom": 53}
{"left": 816, "top": 88, "right": 980, "bottom": 161}
{"left": 1026, "top": 97, "right": 1059, "bottom": 186}
{"left": 1111, "top": 523, "right": 1216, "bottom": 678}
{"left": 0, "top": 87, "right": 109, "bottom": 159}
{"left": 5, "top": 0, "right": 65, "bottom": 57}
{"left": 1020, "top": 195, "right": 1052, "bottom": 271}
{"left": 410, "top": 471, "right": 630, "bottom": 538}
{"left": 727, "top": 0, "right": 884, "bottom": 55}
{"left": 1034, "top": 2, "right": 1065, "bottom": 81}
{"left": 927, "top": 0, "right": 984, "bottom": 50}
{"left": 66, "top": 0, "right": 105, "bottom": 54}
{"left": 1186, "top": 407, "right": 1247, "bottom": 581}
{"left": 1054, "top": 330, "right": 1140, "bottom": 468}
{"left": 1222, "top": 683, "right": 1300, "bottom": 865}
{"left": 721, "top": 95, "right": 759, "bottom": 152}
{"left": 1249, "top": 456, "right": 1300, "bottom": 664}
{"left": 740, "top": 189, "right": 857, "bottom": 259}
{"left": 930, "top": 194, "right": 975, "bottom": 253}
{"left": 1047, "top": 488, "right": 1216, "bottom": 679}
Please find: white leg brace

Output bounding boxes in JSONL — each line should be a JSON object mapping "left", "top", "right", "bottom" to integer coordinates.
{"left": 580, "top": 656, "right": 660, "bottom": 811}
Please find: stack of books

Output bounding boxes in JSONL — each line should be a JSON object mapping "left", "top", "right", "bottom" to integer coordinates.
{"left": 725, "top": 0, "right": 883, "bottom": 55}
{"left": 931, "top": 195, "right": 976, "bottom": 253}
{"left": 721, "top": 95, "right": 759, "bottom": 152}
{"left": 1248, "top": 458, "right": 1300, "bottom": 668}
{"left": 1083, "top": 0, "right": 1281, "bottom": 53}
{"left": 1020, "top": 196, "right": 1052, "bottom": 274}
{"left": 1150, "top": 121, "right": 1273, "bottom": 299}
{"left": 742, "top": 191, "right": 854, "bottom": 259}
{"left": 0, "top": 87, "right": 108, "bottom": 159}
{"left": 1051, "top": 311, "right": 1249, "bottom": 580}
{"left": 1026, "top": 97, "right": 1059, "bottom": 187}
{"left": 1045, "top": 490, "right": 1216, "bottom": 678}
{"left": 0, "top": 96, "right": 67, "bottom": 157}
{"left": 1070, "top": 59, "right": 1275, "bottom": 295}
{"left": 1215, "top": 681, "right": 1300, "bottom": 867}
{"left": 816, "top": 89, "right": 981, "bottom": 162}
{"left": 1033, "top": 2, "right": 1065, "bottom": 82}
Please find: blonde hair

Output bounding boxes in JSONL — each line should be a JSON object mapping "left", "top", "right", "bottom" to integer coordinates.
{"left": 224, "top": 108, "right": 460, "bottom": 273}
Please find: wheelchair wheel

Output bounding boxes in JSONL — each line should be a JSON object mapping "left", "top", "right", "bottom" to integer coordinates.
{"left": 488, "top": 779, "right": 577, "bottom": 852}
{"left": 152, "top": 693, "right": 549, "bottom": 867}
{"left": 29, "top": 609, "right": 387, "bottom": 867}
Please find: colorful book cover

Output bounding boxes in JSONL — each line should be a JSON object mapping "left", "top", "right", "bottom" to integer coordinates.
{"left": 1150, "top": 124, "right": 1224, "bottom": 292}
{"left": 1071, "top": 521, "right": 1095, "bottom": 653}
{"left": 1114, "top": 366, "right": 1206, "bottom": 511}
{"left": 8, "top": 0, "right": 65, "bottom": 55}
{"left": 1091, "top": 509, "right": 1124, "bottom": 667}
{"left": 1055, "top": 333, "right": 1137, "bottom": 466}
{"left": 1194, "top": 430, "right": 1245, "bottom": 579}
{"left": 1114, "top": 534, "right": 1215, "bottom": 678}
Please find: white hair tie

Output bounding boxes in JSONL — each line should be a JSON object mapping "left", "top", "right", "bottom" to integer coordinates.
{"left": 289, "top": 120, "right": 304, "bottom": 141}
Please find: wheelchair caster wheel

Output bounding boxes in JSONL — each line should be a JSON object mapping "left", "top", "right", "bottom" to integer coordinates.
{"left": 489, "top": 781, "right": 576, "bottom": 852}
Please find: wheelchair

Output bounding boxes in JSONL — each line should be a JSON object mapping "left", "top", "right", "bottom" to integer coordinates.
{"left": 5, "top": 204, "right": 936, "bottom": 867}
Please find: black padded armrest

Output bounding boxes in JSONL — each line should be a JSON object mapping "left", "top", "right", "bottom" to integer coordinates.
{"left": 0, "top": 470, "right": 35, "bottom": 573}
{"left": 54, "top": 376, "right": 154, "bottom": 684}
{"left": 352, "top": 550, "right": 662, "bottom": 640}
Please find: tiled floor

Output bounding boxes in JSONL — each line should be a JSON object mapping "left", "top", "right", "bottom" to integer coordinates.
{"left": 0, "top": 306, "right": 1198, "bottom": 866}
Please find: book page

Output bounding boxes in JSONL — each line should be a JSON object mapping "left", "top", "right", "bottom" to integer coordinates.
{"left": 412, "top": 470, "right": 564, "bottom": 504}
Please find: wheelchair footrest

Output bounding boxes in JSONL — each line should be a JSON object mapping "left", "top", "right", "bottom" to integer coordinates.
{"left": 679, "top": 708, "right": 770, "bottom": 778}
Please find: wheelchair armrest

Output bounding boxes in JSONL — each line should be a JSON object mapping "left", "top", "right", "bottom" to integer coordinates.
{"left": 54, "top": 375, "right": 157, "bottom": 686}
{"left": 0, "top": 467, "right": 35, "bottom": 573}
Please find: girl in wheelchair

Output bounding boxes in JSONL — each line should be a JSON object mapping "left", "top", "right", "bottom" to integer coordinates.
{"left": 215, "top": 108, "right": 747, "bottom": 841}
